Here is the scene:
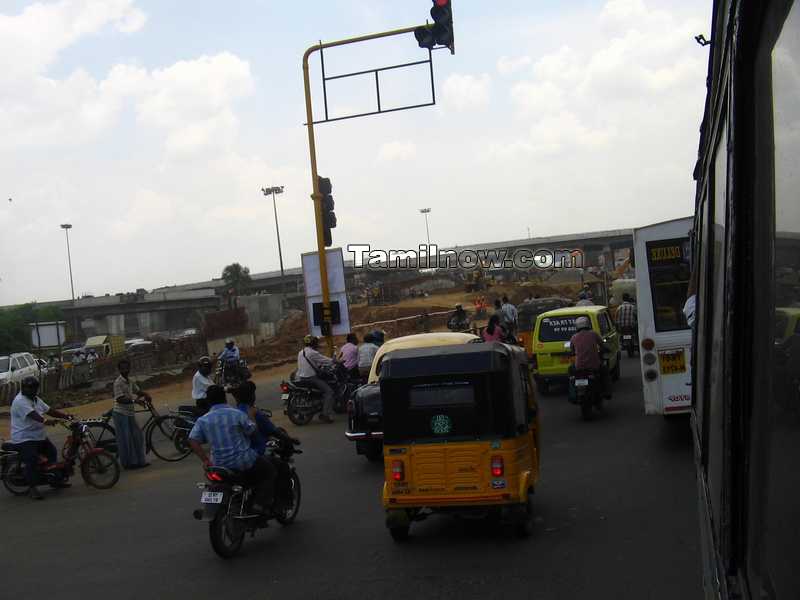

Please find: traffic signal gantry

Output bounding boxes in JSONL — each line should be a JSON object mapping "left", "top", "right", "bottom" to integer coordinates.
{"left": 302, "top": 2, "right": 456, "bottom": 354}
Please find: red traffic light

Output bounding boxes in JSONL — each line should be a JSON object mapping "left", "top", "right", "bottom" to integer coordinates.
{"left": 434, "top": 0, "right": 449, "bottom": 6}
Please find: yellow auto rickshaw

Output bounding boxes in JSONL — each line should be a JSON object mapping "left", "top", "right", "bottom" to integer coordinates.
{"left": 380, "top": 341, "right": 540, "bottom": 541}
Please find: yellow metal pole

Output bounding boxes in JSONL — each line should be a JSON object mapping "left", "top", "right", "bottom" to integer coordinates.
{"left": 302, "top": 25, "right": 420, "bottom": 356}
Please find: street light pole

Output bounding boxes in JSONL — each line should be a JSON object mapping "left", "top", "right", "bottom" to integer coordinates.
{"left": 261, "top": 186, "right": 286, "bottom": 303}
{"left": 60, "top": 224, "right": 75, "bottom": 301}
{"left": 419, "top": 208, "right": 431, "bottom": 247}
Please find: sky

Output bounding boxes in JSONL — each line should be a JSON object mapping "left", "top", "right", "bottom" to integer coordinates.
{"left": 0, "top": 0, "right": 712, "bottom": 305}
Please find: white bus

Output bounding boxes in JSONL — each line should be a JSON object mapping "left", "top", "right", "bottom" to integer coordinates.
{"left": 633, "top": 217, "right": 693, "bottom": 415}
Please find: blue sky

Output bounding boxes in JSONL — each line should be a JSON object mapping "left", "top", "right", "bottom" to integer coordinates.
{"left": 0, "top": 0, "right": 711, "bottom": 304}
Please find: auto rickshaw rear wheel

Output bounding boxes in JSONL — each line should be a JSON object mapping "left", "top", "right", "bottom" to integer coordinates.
{"left": 389, "top": 525, "right": 410, "bottom": 542}
{"left": 515, "top": 489, "right": 534, "bottom": 538}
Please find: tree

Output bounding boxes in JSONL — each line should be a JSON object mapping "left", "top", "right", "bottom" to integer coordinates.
{"left": 221, "top": 263, "right": 252, "bottom": 304}
{"left": 0, "top": 304, "right": 65, "bottom": 355}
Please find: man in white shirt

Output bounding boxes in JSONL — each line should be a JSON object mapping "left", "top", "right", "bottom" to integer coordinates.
{"left": 358, "top": 332, "right": 379, "bottom": 379}
{"left": 192, "top": 356, "right": 214, "bottom": 413}
{"left": 296, "top": 335, "right": 335, "bottom": 423}
{"left": 9, "top": 376, "right": 73, "bottom": 499}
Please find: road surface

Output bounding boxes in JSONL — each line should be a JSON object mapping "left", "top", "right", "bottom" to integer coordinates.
{"left": 0, "top": 356, "right": 701, "bottom": 599}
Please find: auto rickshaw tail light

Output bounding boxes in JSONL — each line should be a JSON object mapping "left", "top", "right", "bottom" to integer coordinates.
{"left": 491, "top": 456, "right": 504, "bottom": 477}
{"left": 280, "top": 382, "right": 289, "bottom": 393}
{"left": 391, "top": 460, "right": 405, "bottom": 481}
{"left": 641, "top": 338, "right": 655, "bottom": 351}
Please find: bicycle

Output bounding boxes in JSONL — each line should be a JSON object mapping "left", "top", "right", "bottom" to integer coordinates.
{"left": 83, "top": 399, "right": 196, "bottom": 463}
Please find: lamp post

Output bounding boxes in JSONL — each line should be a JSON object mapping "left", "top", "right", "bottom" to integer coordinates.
{"left": 419, "top": 208, "right": 431, "bottom": 247}
{"left": 261, "top": 186, "right": 286, "bottom": 302}
{"left": 60, "top": 224, "right": 75, "bottom": 301}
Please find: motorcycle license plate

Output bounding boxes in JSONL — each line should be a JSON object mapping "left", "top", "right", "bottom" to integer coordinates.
{"left": 623, "top": 335, "right": 632, "bottom": 340}
{"left": 659, "top": 350, "right": 686, "bottom": 374}
{"left": 575, "top": 378, "right": 589, "bottom": 387}
{"left": 201, "top": 491, "right": 224, "bottom": 504}
{"left": 281, "top": 393, "right": 290, "bottom": 401}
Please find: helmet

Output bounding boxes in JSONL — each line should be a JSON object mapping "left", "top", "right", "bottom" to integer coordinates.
{"left": 575, "top": 316, "right": 591, "bottom": 331}
{"left": 198, "top": 356, "right": 211, "bottom": 366}
{"left": 578, "top": 292, "right": 587, "bottom": 300}
{"left": 372, "top": 330, "right": 385, "bottom": 344}
{"left": 225, "top": 338, "right": 235, "bottom": 346}
{"left": 455, "top": 304, "right": 463, "bottom": 309}
{"left": 303, "top": 334, "right": 319, "bottom": 347}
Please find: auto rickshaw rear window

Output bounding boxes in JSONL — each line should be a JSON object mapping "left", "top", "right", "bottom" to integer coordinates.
{"left": 538, "top": 317, "right": 577, "bottom": 342}
{"left": 383, "top": 373, "right": 515, "bottom": 444}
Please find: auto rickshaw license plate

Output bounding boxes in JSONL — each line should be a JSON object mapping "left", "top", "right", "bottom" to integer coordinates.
{"left": 659, "top": 350, "right": 686, "bottom": 374}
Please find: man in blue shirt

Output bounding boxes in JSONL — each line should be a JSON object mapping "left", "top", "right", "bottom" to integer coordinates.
{"left": 231, "top": 381, "right": 297, "bottom": 454}
{"left": 188, "top": 385, "right": 276, "bottom": 513}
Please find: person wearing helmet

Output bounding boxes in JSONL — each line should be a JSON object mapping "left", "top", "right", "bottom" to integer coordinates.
{"left": 218, "top": 338, "right": 240, "bottom": 364}
{"left": 192, "top": 356, "right": 214, "bottom": 413}
{"left": 9, "top": 376, "right": 73, "bottom": 499}
{"left": 569, "top": 316, "right": 610, "bottom": 396}
{"left": 297, "top": 335, "right": 336, "bottom": 423}
{"left": 371, "top": 330, "right": 386, "bottom": 347}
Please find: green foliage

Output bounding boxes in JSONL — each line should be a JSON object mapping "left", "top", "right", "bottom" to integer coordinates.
{"left": 221, "top": 263, "right": 252, "bottom": 297}
{"left": 0, "top": 304, "right": 65, "bottom": 355}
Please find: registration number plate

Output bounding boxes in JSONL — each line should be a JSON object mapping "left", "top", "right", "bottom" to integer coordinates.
{"left": 201, "top": 491, "right": 224, "bottom": 504}
{"left": 281, "top": 393, "right": 290, "bottom": 401}
{"left": 575, "top": 378, "right": 589, "bottom": 387}
{"left": 659, "top": 350, "right": 686, "bottom": 375}
{"left": 623, "top": 335, "right": 632, "bottom": 340}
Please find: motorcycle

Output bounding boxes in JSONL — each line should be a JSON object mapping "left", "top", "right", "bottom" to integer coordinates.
{"left": 621, "top": 326, "right": 638, "bottom": 358}
{"left": 280, "top": 363, "right": 359, "bottom": 426}
{"left": 447, "top": 312, "right": 471, "bottom": 332}
{"left": 192, "top": 436, "right": 302, "bottom": 559}
{"left": 1, "top": 419, "right": 120, "bottom": 496}
{"left": 569, "top": 350, "right": 611, "bottom": 421}
{"left": 215, "top": 357, "right": 251, "bottom": 388}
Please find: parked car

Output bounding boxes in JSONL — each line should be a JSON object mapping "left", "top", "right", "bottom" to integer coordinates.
{"left": 0, "top": 352, "right": 43, "bottom": 384}
{"left": 127, "top": 341, "right": 154, "bottom": 355}
{"left": 346, "top": 332, "right": 479, "bottom": 462}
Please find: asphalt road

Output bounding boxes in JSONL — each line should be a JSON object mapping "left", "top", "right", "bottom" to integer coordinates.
{"left": 0, "top": 356, "right": 701, "bottom": 600}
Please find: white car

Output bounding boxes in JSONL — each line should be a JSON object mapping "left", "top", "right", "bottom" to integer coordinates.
{"left": 0, "top": 352, "right": 42, "bottom": 384}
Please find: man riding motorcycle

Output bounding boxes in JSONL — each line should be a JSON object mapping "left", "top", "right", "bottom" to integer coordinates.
{"left": 9, "top": 376, "right": 74, "bottom": 500}
{"left": 569, "top": 316, "right": 611, "bottom": 398}
{"left": 296, "top": 335, "right": 336, "bottom": 424}
{"left": 188, "top": 385, "right": 276, "bottom": 514}
{"left": 447, "top": 304, "right": 470, "bottom": 331}
{"left": 192, "top": 356, "right": 214, "bottom": 414}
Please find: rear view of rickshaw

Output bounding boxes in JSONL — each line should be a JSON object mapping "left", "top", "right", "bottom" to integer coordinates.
{"left": 380, "top": 342, "right": 540, "bottom": 541}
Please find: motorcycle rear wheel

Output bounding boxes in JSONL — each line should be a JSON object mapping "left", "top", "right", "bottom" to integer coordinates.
{"left": 209, "top": 509, "right": 245, "bottom": 558}
{"left": 286, "top": 398, "right": 315, "bottom": 426}
{"left": 580, "top": 397, "right": 593, "bottom": 421}
{"left": 2, "top": 461, "right": 29, "bottom": 496}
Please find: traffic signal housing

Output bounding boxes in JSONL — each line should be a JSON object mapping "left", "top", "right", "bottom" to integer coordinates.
{"left": 414, "top": 0, "right": 454, "bottom": 53}
{"left": 318, "top": 176, "right": 336, "bottom": 247}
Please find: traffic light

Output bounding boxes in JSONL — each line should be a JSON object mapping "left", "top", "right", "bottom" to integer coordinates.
{"left": 414, "top": 0, "right": 454, "bottom": 52}
{"left": 318, "top": 175, "right": 336, "bottom": 247}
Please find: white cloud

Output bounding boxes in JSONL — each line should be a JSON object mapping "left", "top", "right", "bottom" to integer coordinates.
{"left": 497, "top": 55, "right": 532, "bottom": 75}
{"left": 442, "top": 73, "right": 491, "bottom": 111}
{"left": 377, "top": 141, "right": 417, "bottom": 162}
{"left": 510, "top": 80, "right": 565, "bottom": 116}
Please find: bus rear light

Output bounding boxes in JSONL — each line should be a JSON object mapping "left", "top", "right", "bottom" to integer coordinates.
{"left": 641, "top": 338, "right": 655, "bottom": 351}
{"left": 391, "top": 460, "right": 405, "bottom": 481}
{"left": 643, "top": 353, "right": 657, "bottom": 365}
{"left": 645, "top": 369, "right": 659, "bottom": 381}
{"left": 491, "top": 456, "right": 504, "bottom": 477}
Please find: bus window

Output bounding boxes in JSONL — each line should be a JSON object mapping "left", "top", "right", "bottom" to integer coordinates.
{"left": 763, "top": 4, "right": 800, "bottom": 596}
{"left": 645, "top": 237, "right": 691, "bottom": 332}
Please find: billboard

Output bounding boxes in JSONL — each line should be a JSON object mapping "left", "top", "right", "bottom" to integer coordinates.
{"left": 301, "top": 248, "right": 351, "bottom": 337}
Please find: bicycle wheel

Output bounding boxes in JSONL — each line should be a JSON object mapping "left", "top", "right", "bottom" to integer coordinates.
{"left": 80, "top": 450, "right": 120, "bottom": 489}
{"left": 83, "top": 421, "right": 117, "bottom": 457}
{"left": 147, "top": 415, "right": 193, "bottom": 462}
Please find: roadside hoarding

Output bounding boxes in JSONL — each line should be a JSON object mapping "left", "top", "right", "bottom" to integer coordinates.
{"left": 301, "top": 248, "right": 351, "bottom": 337}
